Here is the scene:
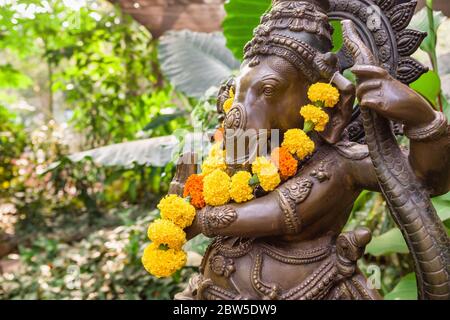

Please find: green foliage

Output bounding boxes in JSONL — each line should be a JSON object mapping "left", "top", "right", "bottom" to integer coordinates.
{"left": 56, "top": 13, "right": 185, "bottom": 146}
{"left": 409, "top": 70, "right": 441, "bottom": 107}
{"left": 222, "top": 0, "right": 271, "bottom": 60}
{"left": 222, "top": 1, "right": 346, "bottom": 61}
{"left": 0, "top": 64, "right": 32, "bottom": 89}
{"left": 0, "top": 105, "right": 27, "bottom": 194}
{"left": 62, "top": 136, "right": 180, "bottom": 169}
{"left": 0, "top": 210, "right": 198, "bottom": 300}
{"left": 384, "top": 273, "right": 417, "bottom": 300}
{"left": 366, "top": 193, "right": 450, "bottom": 256}
{"left": 409, "top": 6, "right": 446, "bottom": 60}
{"left": 158, "top": 30, "right": 240, "bottom": 98}
{"left": 409, "top": 4, "right": 449, "bottom": 116}
{"left": 329, "top": 20, "right": 344, "bottom": 53}
{"left": 3, "top": 122, "right": 173, "bottom": 237}
{"left": 366, "top": 228, "right": 409, "bottom": 256}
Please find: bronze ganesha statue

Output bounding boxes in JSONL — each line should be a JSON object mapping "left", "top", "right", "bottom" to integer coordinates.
{"left": 169, "top": 0, "right": 450, "bottom": 300}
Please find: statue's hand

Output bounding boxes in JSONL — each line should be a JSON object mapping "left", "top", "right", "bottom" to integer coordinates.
{"left": 168, "top": 152, "right": 198, "bottom": 196}
{"left": 352, "top": 65, "right": 437, "bottom": 128}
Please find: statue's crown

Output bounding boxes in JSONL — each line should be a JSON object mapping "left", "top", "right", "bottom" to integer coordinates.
{"left": 243, "top": 0, "right": 335, "bottom": 82}
{"left": 272, "top": 0, "right": 330, "bottom": 12}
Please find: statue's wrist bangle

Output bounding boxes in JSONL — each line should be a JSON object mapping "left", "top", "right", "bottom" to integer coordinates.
{"left": 198, "top": 209, "right": 214, "bottom": 238}
{"left": 276, "top": 189, "right": 301, "bottom": 235}
{"left": 199, "top": 206, "right": 238, "bottom": 238}
{"left": 405, "top": 111, "right": 448, "bottom": 142}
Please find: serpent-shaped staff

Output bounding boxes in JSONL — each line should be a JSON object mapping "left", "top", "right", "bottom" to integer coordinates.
{"left": 341, "top": 20, "right": 449, "bottom": 300}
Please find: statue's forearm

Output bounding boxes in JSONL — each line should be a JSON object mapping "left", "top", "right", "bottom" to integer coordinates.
{"left": 186, "top": 176, "right": 315, "bottom": 239}
{"left": 196, "top": 193, "right": 285, "bottom": 238}
{"left": 406, "top": 112, "right": 450, "bottom": 196}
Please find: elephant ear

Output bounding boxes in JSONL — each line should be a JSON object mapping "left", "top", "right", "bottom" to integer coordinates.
{"left": 158, "top": 30, "right": 240, "bottom": 98}
{"left": 318, "top": 72, "right": 355, "bottom": 144}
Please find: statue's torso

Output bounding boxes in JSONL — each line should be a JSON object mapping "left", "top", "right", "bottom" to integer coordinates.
{"left": 185, "top": 144, "right": 379, "bottom": 300}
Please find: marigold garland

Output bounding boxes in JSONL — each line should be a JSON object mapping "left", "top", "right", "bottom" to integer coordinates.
{"left": 258, "top": 167, "right": 281, "bottom": 192}
{"left": 251, "top": 156, "right": 273, "bottom": 175}
{"left": 183, "top": 174, "right": 205, "bottom": 209}
{"left": 307, "top": 82, "right": 340, "bottom": 108}
{"left": 223, "top": 88, "right": 235, "bottom": 113}
{"left": 213, "top": 127, "right": 224, "bottom": 142}
{"left": 201, "top": 155, "right": 226, "bottom": 176}
{"left": 142, "top": 243, "right": 187, "bottom": 278}
{"left": 300, "top": 104, "right": 329, "bottom": 132}
{"left": 271, "top": 147, "right": 298, "bottom": 179}
{"left": 201, "top": 142, "right": 226, "bottom": 176}
{"left": 209, "top": 142, "right": 225, "bottom": 158}
{"left": 282, "top": 129, "right": 315, "bottom": 160}
{"left": 203, "top": 169, "right": 231, "bottom": 206}
{"left": 230, "top": 171, "right": 254, "bottom": 203}
{"left": 143, "top": 80, "right": 341, "bottom": 278}
{"left": 147, "top": 219, "right": 186, "bottom": 249}
{"left": 157, "top": 194, "right": 196, "bottom": 229}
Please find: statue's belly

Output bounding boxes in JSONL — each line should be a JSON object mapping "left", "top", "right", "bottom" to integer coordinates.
{"left": 199, "top": 235, "right": 337, "bottom": 300}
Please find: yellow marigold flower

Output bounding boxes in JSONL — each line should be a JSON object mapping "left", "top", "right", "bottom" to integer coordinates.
{"left": 208, "top": 142, "right": 225, "bottom": 158}
{"left": 307, "top": 82, "right": 340, "bottom": 108}
{"left": 300, "top": 104, "right": 329, "bottom": 132}
{"left": 223, "top": 97, "right": 234, "bottom": 113}
{"left": 255, "top": 161, "right": 281, "bottom": 192}
{"left": 223, "top": 88, "right": 235, "bottom": 113}
{"left": 229, "top": 87, "right": 235, "bottom": 99}
{"left": 251, "top": 156, "right": 272, "bottom": 175}
{"left": 147, "top": 219, "right": 186, "bottom": 249}
{"left": 259, "top": 172, "right": 281, "bottom": 192}
{"left": 157, "top": 194, "right": 196, "bottom": 229}
{"left": 282, "top": 129, "right": 315, "bottom": 160}
{"left": 201, "top": 155, "right": 226, "bottom": 176}
{"left": 230, "top": 171, "right": 254, "bottom": 203}
{"left": 2, "top": 181, "right": 10, "bottom": 189}
{"left": 203, "top": 169, "right": 231, "bottom": 206}
{"left": 142, "top": 243, "right": 187, "bottom": 278}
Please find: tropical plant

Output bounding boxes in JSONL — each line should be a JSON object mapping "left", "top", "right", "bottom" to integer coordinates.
{"left": 158, "top": 30, "right": 240, "bottom": 98}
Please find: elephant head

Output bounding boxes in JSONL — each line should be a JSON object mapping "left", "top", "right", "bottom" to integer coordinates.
{"left": 219, "top": 0, "right": 354, "bottom": 168}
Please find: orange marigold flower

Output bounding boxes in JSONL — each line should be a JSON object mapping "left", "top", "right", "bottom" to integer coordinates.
{"left": 183, "top": 174, "right": 206, "bottom": 209}
{"left": 271, "top": 147, "right": 298, "bottom": 179}
{"left": 214, "top": 127, "right": 224, "bottom": 142}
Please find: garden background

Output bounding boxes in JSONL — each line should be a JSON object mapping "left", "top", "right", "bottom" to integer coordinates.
{"left": 0, "top": 0, "right": 449, "bottom": 300}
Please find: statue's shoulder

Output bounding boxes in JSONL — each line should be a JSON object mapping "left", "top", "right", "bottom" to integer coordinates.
{"left": 332, "top": 141, "right": 369, "bottom": 161}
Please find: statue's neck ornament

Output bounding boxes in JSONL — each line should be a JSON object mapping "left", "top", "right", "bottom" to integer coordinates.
{"left": 243, "top": 0, "right": 336, "bottom": 82}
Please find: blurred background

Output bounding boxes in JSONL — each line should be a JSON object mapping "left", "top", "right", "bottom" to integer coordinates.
{"left": 0, "top": 0, "right": 449, "bottom": 300}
